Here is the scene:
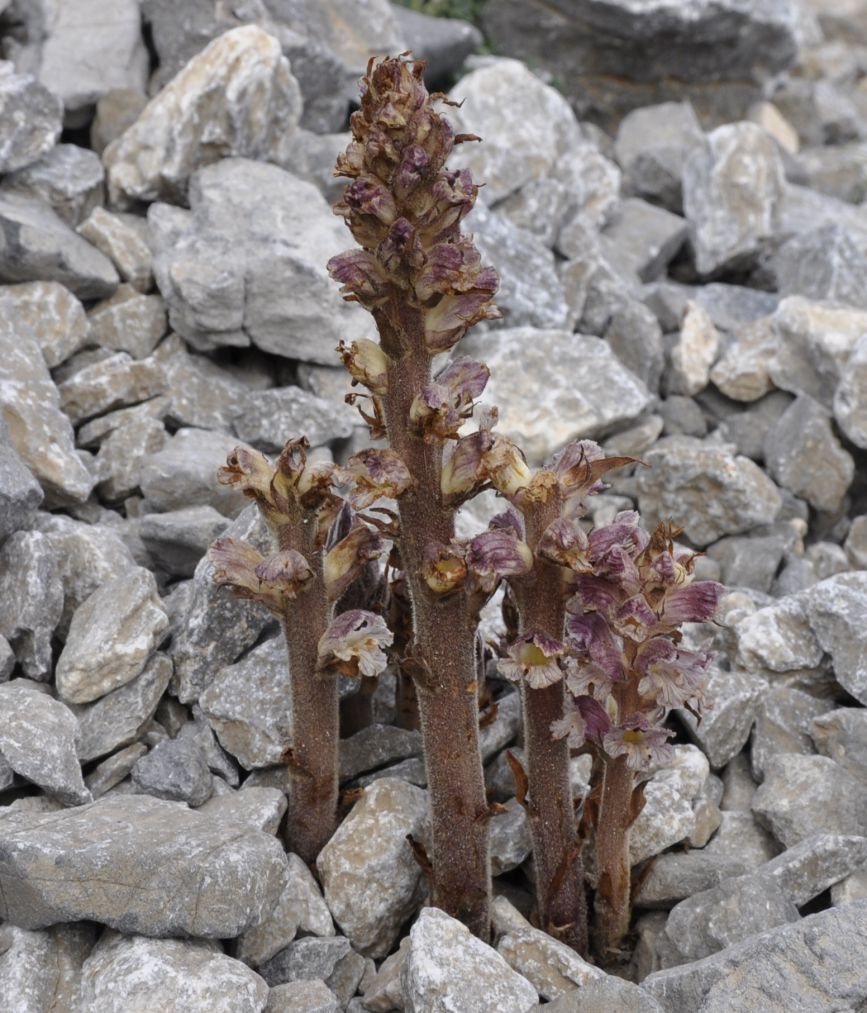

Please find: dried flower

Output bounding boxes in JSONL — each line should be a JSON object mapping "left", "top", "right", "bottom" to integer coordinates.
{"left": 324, "top": 519, "right": 383, "bottom": 601}
{"left": 338, "top": 338, "right": 390, "bottom": 394}
{"left": 421, "top": 541, "right": 468, "bottom": 595}
{"left": 339, "top": 448, "right": 413, "bottom": 509}
{"left": 209, "top": 537, "right": 313, "bottom": 613}
{"left": 317, "top": 609, "right": 393, "bottom": 678}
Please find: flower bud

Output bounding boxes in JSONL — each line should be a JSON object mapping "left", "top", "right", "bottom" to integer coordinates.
{"left": 537, "top": 517, "right": 592, "bottom": 571}
{"left": 317, "top": 609, "right": 393, "bottom": 678}
{"left": 217, "top": 446, "right": 280, "bottom": 517}
{"left": 483, "top": 436, "right": 533, "bottom": 499}
{"left": 324, "top": 520, "right": 383, "bottom": 601}
{"left": 466, "top": 527, "right": 533, "bottom": 594}
{"left": 327, "top": 250, "right": 388, "bottom": 309}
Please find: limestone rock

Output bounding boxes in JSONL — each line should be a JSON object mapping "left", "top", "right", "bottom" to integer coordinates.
{"left": 2, "top": 143, "right": 103, "bottom": 227}
{"left": 55, "top": 567, "right": 169, "bottom": 705}
{"left": 834, "top": 331, "right": 867, "bottom": 448}
{"left": 771, "top": 224, "right": 867, "bottom": 309}
{"left": 0, "top": 280, "right": 90, "bottom": 369}
{"left": 0, "top": 681, "right": 90, "bottom": 805}
{"left": 87, "top": 285, "right": 167, "bottom": 358}
{"left": 266, "top": 979, "right": 339, "bottom": 1013}
{"left": 131, "top": 734, "right": 213, "bottom": 807}
{"left": 77, "top": 206, "right": 153, "bottom": 292}
{"left": 0, "top": 795, "right": 289, "bottom": 937}
{"left": 497, "top": 926, "right": 603, "bottom": 1000}
{"left": 317, "top": 778, "right": 428, "bottom": 958}
{"left": 257, "top": 936, "right": 366, "bottom": 1005}
{"left": 669, "top": 300, "right": 720, "bottom": 396}
{"left": 0, "top": 431, "right": 42, "bottom": 544}
{"left": 85, "top": 743, "right": 147, "bottom": 799}
{"left": 149, "top": 158, "right": 373, "bottom": 359}
{"left": 751, "top": 686, "right": 829, "bottom": 781}
{"left": 105, "top": 26, "right": 301, "bottom": 204}
{"left": 58, "top": 350, "right": 166, "bottom": 425}
{"left": 231, "top": 386, "right": 354, "bottom": 454}
{"left": 683, "top": 122, "right": 785, "bottom": 275}
{"left": 600, "top": 198, "right": 689, "bottom": 284}
{"left": 94, "top": 415, "right": 168, "bottom": 502}
{"left": 0, "top": 922, "right": 94, "bottom": 1013}
{"left": 139, "top": 506, "right": 230, "bottom": 580}
{"left": 812, "top": 707, "right": 867, "bottom": 781}
{"left": 0, "top": 62, "right": 62, "bottom": 172}
{"left": 78, "top": 933, "right": 269, "bottom": 1013}
{"left": 805, "top": 572, "right": 867, "bottom": 705}
{"left": 402, "top": 907, "right": 537, "bottom": 1012}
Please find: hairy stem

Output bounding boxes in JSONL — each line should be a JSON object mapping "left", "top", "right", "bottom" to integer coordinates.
{"left": 383, "top": 324, "right": 491, "bottom": 939}
{"left": 278, "top": 521, "right": 337, "bottom": 864}
{"left": 514, "top": 503, "right": 588, "bottom": 955}
{"left": 593, "top": 753, "right": 634, "bottom": 961}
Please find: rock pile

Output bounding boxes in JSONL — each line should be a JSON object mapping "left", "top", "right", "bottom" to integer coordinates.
{"left": 1, "top": 0, "right": 867, "bottom": 1009}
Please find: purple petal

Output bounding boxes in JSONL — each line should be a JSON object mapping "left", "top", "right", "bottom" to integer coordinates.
{"left": 662, "top": 581, "right": 723, "bottom": 625}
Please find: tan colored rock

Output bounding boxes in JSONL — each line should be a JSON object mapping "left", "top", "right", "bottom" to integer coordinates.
{"left": 670, "top": 299, "right": 720, "bottom": 395}
{"left": 0, "top": 280, "right": 90, "bottom": 368}
{"left": 105, "top": 26, "right": 302, "bottom": 204}
{"left": 77, "top": 207, "right": 153, "bottom": 292}
{"left": 88, "top": 284, "right": 167, "bottom": 358}
{"left": 58, "top": 350, "right": 167, "bottom": 424}
{"left": 497, "top": 926, "right": 603, "bottom": 1000}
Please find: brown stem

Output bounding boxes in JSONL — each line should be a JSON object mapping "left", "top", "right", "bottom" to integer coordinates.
{"left": 278, "top": 522, "right": 337, "bottom": 864}
{"left": 593, "top": 753, "right": 634, "bottom": 962}
{"left": 513, "top": 503, "right": 588, "bottom": 955}
{"left": 382, "top": 320, "right": 491, "bottom": 939}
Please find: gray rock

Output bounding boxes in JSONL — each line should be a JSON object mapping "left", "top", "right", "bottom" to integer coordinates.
{"left": 805, "top": 572, "right": 867, "bottom": 705}
{"left": 637, "top": 436, "right": 782, "bottom": 546}
{"left": 496, "top": 925, "right": 602, "bottom": 999}
{"left": 77, "top": 206, "right": 153, "bottom": 292}
{"left": 469, "top": 201, "right": 570, "bottom": 329}
{"left": 232, "top": 386, "right": 354, "bottom": 454}
{"left": 0, "top": 319, "right": 94, "bottom": 504}
{"left": 168, "top": 505, "right": 274, "bottom": 704}
{"left": 0, "top": 62, "right": 62, "bottom": 173}
{"left": 763, "top": 394, "right": 854, "bottom": 513}
{"left": 139, "top": 427, "right": 250, "bottom": 517}
{"left": 402, "top": 907, "right": 537, "bottom": 1012}
{"left": 668, "top": 299, "right": 721, "bottom": 397}
{"left": 600, "top": 198, "right": 689, "bottom": 283}
{"left": 463, "top": 327, "right": 650, "bottom": 464}
{"left": 771, "top": 224, "right": 867, "bottom": 309}
{"left": 0, "top": 190, "right": 118, "bottom": 298}
{"left": 87, "top": 285, "right": 167, "bottom": 358}
{"left": 94, "top": 415, "right": 168, "bottom": 502}
{"left": 644, "top": 901, "right": 867, "bottom": 1012}
{"left": 266, "top": 979, "right": 339, "bottom": 1013}
{"left": 237, "top": 851, "right": 334, "bottom": 966}
{"left": 390, "top": 4, "right": 481, "bottom": 85}
{"left": 0, "top": 530, "right": 64, "bottom": 679}
{"left": 753, "top": 754, "right": 867, "bottom": 846}
{"left": 615, "top": 101, "right": 705, "bottom": 211}
{"left": 258, "top": 936, "right": 366, "bottom": 1005}
{"left": 604, "top": 301, "right": 666, "bottom": 391}
{"left": 647, "top": 279, "right": 780, "bottom": 334}
{"left": 317, "top": 778, "right": 428, "bottom": 959}
{"left": 447, "top": 58, "right": 581, "bottom": 205}
{"left": 530, "top": 976, "right": 663, "bottom": 1012}
{"left": 0, "top": 921, "right": 95, "bottom": 1013}
{"left": 199, "top": 636, "right": 292, "bottom": 770}
{"left": 834, "top": 331, "right": 867, "bottom": 448}
{"left": 180, "top": 714, "right": 241, "bottom": 787}
{"left": 131, "top": 733, "right": 213, "bottom": 807}
{"left": 0, "top": 279, "right": 89, "bottom": 369}
{"left": 812, "top": 707, "right": 867, "bottom": 782}
{"left": 84, "top": 742, "right": 148, "bottom": 799}
{"left": 683, "top": 122, "right": 785, "bottom": 275}
{"left": 78, "top": 933, "right": 268, "bottom": 1013}
{"left": 479, "top": 690, "right": 523, "bottom": 762}
{"left": 340, "top": 724, "right": 422, "bottom": 783}
{"left": 57, "top": 349, "right": 167, "bottom": 425}
{"left": 0, "top": 794, "right": 289, "bottom": 937}
{"left": 106, "top": 25, "right": 300, "bottom": 205}
{"left": 0, "top": 633, "right": 14, "bottom": 680}
{"left": 2, "top": 143, "right": 103, "bottom": 227}
{"left": 55, "top": 567, "right": 169, "bottom": 705}
{"left": 0, "top": 432, "right": 42, "bottom": 543}
{"left": 706, "top": 530, "right": 793, "bottom": 593}
{"left": 150, "top": 157, "right": 373, "bottom": 359}
{"left": 750, "top": 686, "right": 829, "bottom": 781}
{"left": 490, "top": 800, "right": 532, "bottom": 876}
{"left": 153, "top": 335, "right": 248, "bottom": 432}
{"left": 199, "top": 786, "right": 287, "bottom": 836}
{"left": 139, "top": 505, "right": 231, "bottom": 579}
{"left": 715, "top": 390, "right": 794, "bottom": 462}
{"left": 0, "top": 681, "right": 90, "bottom": 805}
{"left": 481, "top": 0, "right": 799, "bottom": 126}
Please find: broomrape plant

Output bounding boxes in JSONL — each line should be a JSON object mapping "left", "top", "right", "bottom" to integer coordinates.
{"left": 208, "top": 53, "right": 722, "bottom": 962}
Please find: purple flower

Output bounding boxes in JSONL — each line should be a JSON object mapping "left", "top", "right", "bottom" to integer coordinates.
{"left": 338, "top": 449, "right": 413, "bottom": 509}
{"left": 317, "top": 609, "right": 393, "bottom": 678}
{"left": 537, "top": 517, "right": 591, "bottom": 571}
{"left": 550, "top": 698, "right": 586, "bottom": 748}
{"left": 602, "top": 715, "right": 674, "bottom": 771}
{"left": 499, "top": 631, "right": 565, "bottom": 689}
{"left": 327, "top": 250, "right": 388, "bottom": 308}
{"left": 466, "top": 527, "right": 533, "bottom": 594}
{"left": 409, "top": 355, "right": 489, "bottom": 441}
{"left": 440, "top": 411, "right": 497, "bottom": 504}
{"left": 660, "top": 580, "right": 723, "bottom": 626}
{"left": 423, "top": 268, "right": 500, "bottom": 352}
{"left": 209, "top": 537, "right": 313, "bottom": 613}
{"left": 338, "top": 338, "right": 389, "bottom": 395}
{"left": 564, "top": 610, "right": 627, "bottom": 685}
{"left": 635, "top": 638, "right": 712, "bottom": 710}
{"left": 217, "top": 445, "right": 279, "bottom": 516}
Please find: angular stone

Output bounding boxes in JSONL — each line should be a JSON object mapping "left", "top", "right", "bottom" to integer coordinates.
{"left": 637, "top": 436, "right": 782, "bottom": 546}
{"left": 479, "top": 690, "right": 523, "bottom": 762}
{"left": 150, "top": 158, "right": 373, "bottom": 359}
{"left": 78, "top": 933, "right": 268, "bottom": 1013}
{"left": 317, "top": 778, "right": 428, "bottom": 959}
{"left": 56, "top": 567, "right": 169, "bottom": 705}
{"left": 266, "top": 979, "right": 339, "bottom": 1013}
{"left": 0, "top": 191, "right": 117, "bottom": 299}
{"left": 604, "top": 301, "right": 665, "bottom": 391}
{"left": 339, "top": 725, "right": 422, "bottom": 782}
{"left": 105, "top": 26, "right": 301, "bottom": 205}
{"left": 751, "top": 686, "right": 829, "bottom": 781}
{"left": 0, "top": 633, "right": 14, "bottom": 680}
{"left": 139, "top": 427, "right": 250, "bottom": 517}
{"left": 669, "top": 300, "right": 720, "bottom": 396}
{"left": 3, "top": 143, "right": 103, "bottom": 230}
{"left": 805, "top": 572, "right": 867, "bottom": 705}
{"left": 812, "top": 707, "right": 867, "bottom": 781}
{"left": 392, "top": 3, "right": 482, "bottom": 85}
{"left": 753, "top": 754, "right": 867, "bottom": 846}
{"left": 0, "top": 63, "right": 62, "bottom": 173}
{"left": 447, "top": 58, "right": 581, "bottom": 204}
{"left": 600, "top": 198, "right": 689, "bottom": 284}
{"left": 93, "top": 414, "right": 167, "bottom": 502}
{"left": 647, "top": 280, "right": 780, "bottom": 334}
{"left": 644, "top": 901, "right": 867, "bottom": 1012}
{"left": 231, "top": 386, "right": 354, "bottom": 455}
{"left": 402, "top": 907, "right": 537, "bottom": 1012}
{"left": 615, "top": 101, "right": 704, "bottom": 211}
{"left": 0, "top": 681, "right": 90, "bottom": 805}
{"left": 258, "top": 936, "right": 365, "bottom": 1006}
{"left": 85, "top": 742, "right": 148, "bottom": 799}
{"left": 131, "top": 734, "right": 213, "bottom": 807}
{"left": 168, "top": 506, "right": 274, "bottom": 704}
{"left": 90, "top": 87, "right": 148, "bottom": 154}
{"left": 139, "top": 505, "right": 230, "bottom": 580}
{"left": 153, "top": 332, "right": 247, "bottom": 431}
{"left": 199, "top": 636, "right": 292, "bottom": 770}
{"left": 87, "top": 285, "right": 167, "bottom": 358}
{"left": 0, "top": 432, "right": 42, "bottom": 543}
{"left": 771, "top": 223, "right": 867, "bottom": 309}
{"left": 0, "top": 280, "right": 90, "bottom": 369}
{"left": 683, "top": 122, "right": 785, "bottom": 275}
{"left": 199, "top": 787, "right": 287, "bottom": 836}
{"left": 0, "top": 322, "right": 94, "bottom": 504}
{"left": 237, "top": 851, "right": 334, "bottom": 966}
{"left": 76, "top": 206, "right": 153, "bottom": 292}
{"left": 532, "top": 975, "right": 664, "bottom": 1012}
{"left": 497, "top": 926, "right": 602, "bottom": 999}
{"left": 834, "top": 331, "right": 867, "bottom": 448}
{"left": 463, "top": 327, "right": 649, "bottom": 464}
{"left": 0, "top": 795, "right": 289, "bottom": 937}
{"left": 0, "top": 530, "right": 63, "bottom": 679}
{"left": 490, "top": 800, "right": 532, "bottom": 876}
{"left": 58, "top": 350, "right": 166, "bottom": 425}
{"left": 0, "top": 921, "right": 95, "bottom": 1013}
{"left": 705, "top": 528, "right": 793, "bottom": 593}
